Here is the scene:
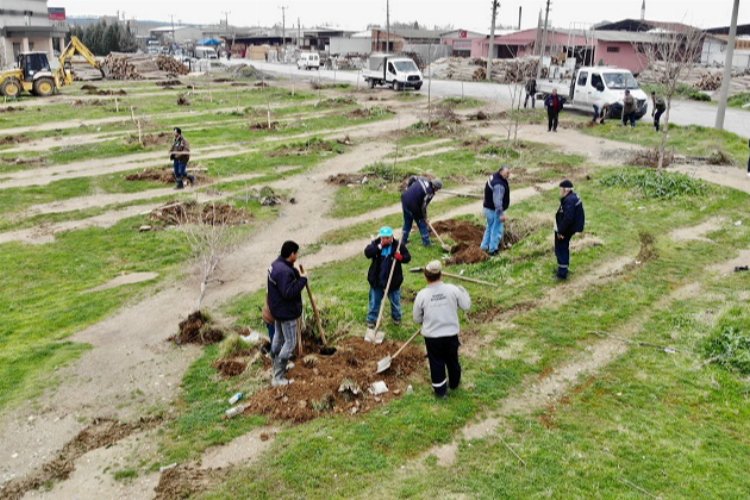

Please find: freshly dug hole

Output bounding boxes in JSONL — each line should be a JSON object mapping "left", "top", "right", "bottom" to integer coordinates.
{"left": 149, "top": 200, "right": 251, "bottom": 227}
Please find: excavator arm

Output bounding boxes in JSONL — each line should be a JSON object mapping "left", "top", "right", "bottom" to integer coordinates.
{"left": 55, "top": 36, "right": 106, "bottom": 88}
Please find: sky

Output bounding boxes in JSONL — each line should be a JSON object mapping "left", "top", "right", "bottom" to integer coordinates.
{"left": 49, "top": 1, "right": 748, "bottom": 33}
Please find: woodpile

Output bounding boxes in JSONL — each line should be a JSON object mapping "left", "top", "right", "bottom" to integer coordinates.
{"left": 638, "top": 63, "right": 750, "bottom": 96}
{"left": 696, "top": 72, "right": 722, "bottom": 91}
{"left": 102, "top": 53, "right": 189, "bottom": 80}
{"left": 430, "top": 56, "right": 539, "bottom": 83}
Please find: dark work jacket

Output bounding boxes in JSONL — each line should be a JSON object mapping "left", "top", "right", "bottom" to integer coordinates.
{"left": 544, "top": 94, "right": 564, "bottom": 112}
{"left": 401, "top": 177, "right": 435, "bottom": 220}
{"left": 483, "top": 173, "right": 510, "bottom": 213}
{"left": 267, "top": 257, "right": 307, "bottom": 321}
{"left": 365, "top": 237, "right": 411, "bottom": 292}
{"left": 556, "top": 191, "right": 581, "bottom": 238}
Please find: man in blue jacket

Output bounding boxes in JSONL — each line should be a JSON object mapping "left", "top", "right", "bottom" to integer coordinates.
{"left": 401, "top": 176, "right": 442, "bottom": 246}
{"left": 480, "top": 165, "right": 510, "bottom": 256}
{"left": 555, "top": 179, "right": 584, "bottom": 280}
{"left": 364, "top": 226, "right": 411, "bottom": 343}
{"left": 267, "top": 240, "right": 307, "bottom": 386}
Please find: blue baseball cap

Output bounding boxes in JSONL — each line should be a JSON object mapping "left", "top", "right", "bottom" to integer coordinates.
{"left": 378, "top": 226, "right": 394, "bottom": 238}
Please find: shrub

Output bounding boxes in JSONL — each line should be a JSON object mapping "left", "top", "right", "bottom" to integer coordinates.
{"left": 703, "top": 323, "right": 750, "bottom": 375}
{"left": 599, "top": 169, "right": 707, "bottom": 199}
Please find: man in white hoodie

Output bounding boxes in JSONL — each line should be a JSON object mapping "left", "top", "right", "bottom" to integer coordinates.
{"left": 413, "top": 260, "right": 472, "bottom": 398}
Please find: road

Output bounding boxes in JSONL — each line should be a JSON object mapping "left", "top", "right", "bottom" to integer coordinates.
{"left": 231, "top": 60, "right": 750, "bottom": 138}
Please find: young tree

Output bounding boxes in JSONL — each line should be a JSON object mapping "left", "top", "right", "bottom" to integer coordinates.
{"left": 103, "top": 23, "right": 121, "bottom": 53}
{"left": 637, "top": 28, "right": 704, "bottom": 169}
{"left": 118, "top": 23, "right": 138, "bottom": 53}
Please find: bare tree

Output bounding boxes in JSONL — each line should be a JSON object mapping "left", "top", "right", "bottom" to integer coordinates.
{"left": 637, "top": 28, "right": 704, "bottom": 169}
{"left": 181, "top": 201, "right": 238, "bottom": 311}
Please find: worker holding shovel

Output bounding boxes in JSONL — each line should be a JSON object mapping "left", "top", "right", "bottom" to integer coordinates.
{"left": 413, "top": 260, "right": 471, "bottom": 398}
{"left": 401, "top": 176, "right": 442, "bottom": 246}
{"left": 364, "top": 226, "right": 411, "bottom": 343}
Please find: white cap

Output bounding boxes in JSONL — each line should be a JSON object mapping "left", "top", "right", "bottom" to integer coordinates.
{"left": 425, "top": 260, "right": 442, "bottom": 273}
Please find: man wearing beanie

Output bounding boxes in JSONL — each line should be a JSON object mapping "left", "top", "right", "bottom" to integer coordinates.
{"left": 555, "top": 179, "right": 585, "bottom": 280}
{"left": 413, "top": 260, "right": 471, "bottom": 398}
{"left": 401, "top": 176, "right": 443, "bottom": 246}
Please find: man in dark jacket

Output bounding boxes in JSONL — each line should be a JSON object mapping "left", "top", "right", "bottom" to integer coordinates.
{"left": 169, "top": 127, "right": 195, "bottom": 190}
{"left": 524, "top": 78, "right": 537, "bottom": 109}
{"left": 554, "top": 179, "right": 584, "bottom": 280}
{"left": 544, "top": 89, "right": 564, "bottom": 132}
{"left": 267, "top": 240, "right": 307, "bottom": 386}
{"left": 480, "top": 165, "right": 510, "bottom": 256}
{"left": 364, "top": 226, "right": 411, "bottom": 343}
{"left": 622, "top": 90, "right": 637, "bottom": 127}
{"left": 401, "top": 176, "right": 442, "bottom": 246}
{"left": 651, "top": 91, "right": 666, "bottom": 131}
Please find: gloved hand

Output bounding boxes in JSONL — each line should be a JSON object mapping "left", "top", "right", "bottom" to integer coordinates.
{"left": 395, "top": 252, "right": 403, "bottom": 262}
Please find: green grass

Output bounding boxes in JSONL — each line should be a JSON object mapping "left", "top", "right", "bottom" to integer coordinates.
{"left": 727, "top": 92, "right": 750, "bottom": 110}
{"left": 439, "top": 96, "right": 486, "bottom": 109}
{"left": 641, "top": 82, "right": 712, "bottom": 102}
{"left": 582, "top": 120, "right": 749, "bottom": 165}
{"left": 158, "top": 166, "right": 749, "bottom": 497}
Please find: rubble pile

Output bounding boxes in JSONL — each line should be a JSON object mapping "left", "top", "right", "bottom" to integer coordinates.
{"left": 429, "top": 56, "right": 539, "bottom": 83}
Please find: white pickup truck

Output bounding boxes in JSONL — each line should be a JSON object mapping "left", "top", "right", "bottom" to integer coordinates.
{"left": 363, "top": 53, "right": 423, "bottom": 91}
{"left": 537, "top": 66, "right": 649, "bottom": 119}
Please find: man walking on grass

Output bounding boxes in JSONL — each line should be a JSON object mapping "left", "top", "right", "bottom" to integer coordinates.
{"left": 267, "top": 240, "right": 307, "bottom": 386}
{"left": 554, "top": 179, "right": 585, "bottom": 280}
{"left": 544, "top": 88, "right": 564, "bottom": 132}
{"left": 413, "top": 260, "right": 471, "bottom": 398}
{"left": 480, "top": 165, "right": 510, "bottom": 256}
{"left": 364, "top": 226, "right": 411, "bottom": 343}
{"left": 651, "top": 91, "right": 666, "bottom": 132}
{"left": 169, "top": 127, "right": 195, "bottom": 190}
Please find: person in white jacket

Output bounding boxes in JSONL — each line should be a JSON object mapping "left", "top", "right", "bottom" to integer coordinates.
{"left": 413, "top": 260, "right": 471, "bottom": 398}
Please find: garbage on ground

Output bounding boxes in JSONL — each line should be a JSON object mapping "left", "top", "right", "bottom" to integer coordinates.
{"left": 228, "top": 392, "right": 244, "bottom": 405}
{"left": 369, "top": 381, "right": 388, "bottom": 395}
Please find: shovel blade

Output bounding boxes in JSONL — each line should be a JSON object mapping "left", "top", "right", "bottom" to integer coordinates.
{"left": 376, "top": 355, "right": 392, "bottom": 374}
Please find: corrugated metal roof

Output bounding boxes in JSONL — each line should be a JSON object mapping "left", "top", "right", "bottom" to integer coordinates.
{"left": 593, "top": 30, "right": 670, "bottom": 43}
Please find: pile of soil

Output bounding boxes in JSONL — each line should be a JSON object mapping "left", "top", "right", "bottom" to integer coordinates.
{"left": 243, "top": 337, "right": 424, "bottom": 422}
{"left": 630, "top": 148, "right": 674, "bottom": 168}
{"left": 0, "top": 135, "right": 30, "bottom": 145}
{"left": 269, "top": 138, "right": 338, "bottom": 157}
{"left": 327, "top": 173, "right": 370, "bottom": 185}
{"left": 254, "top": 81, "right": 269, "bottom": 88}
{"left": 126, "top": 131, "right": 172, "bottom": 146}
{"left": 177, "top": 94, "right": 191, "bottom": 106}
{"left": 231, "top": 82, "right": 251, "bottom": 87}
{"left": 0, "top": 106, "right": 20, "bottom": 113}
{"left": 156, "top": 79, "right": 182, "bottom": 87}
{"left": 72, "top": 99, "right": 106, "bottom": 107}
{"left": 213, "top": 358, "right": 248, "bottom": 377}
{"left": 213, "top": 77, "right": 233, "bottom": 83}
{"left": 125, "top": 167, "right": 209, "bottom": 185}
{"left": 150, "top": 200, "right": 251, "bottom": 227}
{"left": 467, "top": 110, "right": 490, "bottom": 121}
{"left": 248, "top": 120, "right": 280, "bottom": 130}
{"left": 0, "top": 416, "right": 161, "bottom": 499}
{"left": 154, "top": 465, "right": 227, "bottom": 500}
{"left": 171, "top": 311, "right": 225, "bottom": 345}
{"left": 433, "top": 219, "right": 489, "bottom": 265}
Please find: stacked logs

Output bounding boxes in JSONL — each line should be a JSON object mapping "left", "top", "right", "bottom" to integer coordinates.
{"left": 103, "top": 54, "right": 144, "bottom": 80}
{"left": 102, "top": 53, "right": 189, "bottom": 80}
{"left": 155, "top": 55, "right": 190, "bottom": 76}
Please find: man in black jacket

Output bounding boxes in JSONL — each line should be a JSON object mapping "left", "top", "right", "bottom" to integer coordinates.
{"left": 364, "top": 226, "right": 411, "bottom": 343}
{"left": 401, "top": 176, "right": 442, "bottom": 246}
{"left": 267, "top": 240, "right": 307, "bottom": 386}
{"left": 554, "top": 179, "right": 583, "bottom": 280}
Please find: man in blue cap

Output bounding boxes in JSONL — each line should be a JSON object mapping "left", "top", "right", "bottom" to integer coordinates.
{"left": 364, "top": 226, "right": 411, "bottom": 343}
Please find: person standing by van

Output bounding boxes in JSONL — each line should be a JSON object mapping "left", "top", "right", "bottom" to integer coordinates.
{"left": 622, "top": 90, "right": 637, "bottom": 127}
{"left": 544, "top": 89, "right": 564, "bottom": 132}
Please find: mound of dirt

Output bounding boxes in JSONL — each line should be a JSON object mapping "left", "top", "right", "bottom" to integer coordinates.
{"left": 270, "top": 138, "right": 339, "bottom": 157}
{"left": 630, "top": 148, "right": 674, "bottom": 168}
{"left": 213, "top": 358, "right": 247, "bottom": 377}
{"left": 154, "top": 465, "right": 228, "bottom": 500}
{"left": 0, "top": 416, "right": 161, "bottom": 499}
{"left": 73, "top": 99, "right": 106, "bottom": 107}
{"left": 150, "top": 200, "right": 251, "bottom": 227}
{"left": 243, "top": 337, "right": 424, "bottom": 422}
{"left": 0, "top": 135, "right": 31, "bottom": 145}
{"left": 126, "top": 131, "right": 172, "bottom": 146}
{"left": 327, "top": 173, "right": 370, "bottom": 185}
{"left": 171, "top": 311, "right": 225, "bottom": 345}
{"left": 636, "top": 231, "right": 658, "bottom": 263}
{"left": 450, "top": 243, "right": 490, "bottom": 265}
{"left": 0, "top": 106, "right": 20, "bottom": 113}
{"left": 125, "top": 167, "right": 209, "bottom": 185}
{"left": 467, "top": 110, "right": 490, "bottom": 121}
{"left": 156, "top": 79, "right": 182, "bottom": 87}
{"left": 177, "top": 94, "right": 191, "bottom": 106}
{"left": 248, "top": 120, "right": 280, "bottom": 130}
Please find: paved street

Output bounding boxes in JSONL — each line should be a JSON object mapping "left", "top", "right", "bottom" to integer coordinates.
{"left": 233, "top": 60, "right": 750, "bottom": 138}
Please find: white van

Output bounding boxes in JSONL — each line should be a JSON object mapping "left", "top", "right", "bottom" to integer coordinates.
{"left": 363, "top": 53, "right": 423, "bottom": 91}
{"left": 194, "top": 46, "right": 218, "bottom": 60}
{"left": 297, "top": 52, "right": 320, "bottom": 70}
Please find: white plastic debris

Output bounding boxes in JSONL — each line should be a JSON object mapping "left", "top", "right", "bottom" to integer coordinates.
{"left": 369, "top": 381, "right": 389, "bottom": 395}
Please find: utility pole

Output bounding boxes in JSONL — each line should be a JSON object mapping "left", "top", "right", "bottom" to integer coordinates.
{"left": 298, "top": 17, "right": 301, "bottom": 48}
{"left": 386, "top": 0, "right": 390, "bottom": 52}
{"left": 536, "top": 0, "right": 551, "bottom": 80}
{"left": 715, "top": 0, "right": 740, "bottom": 130}
{"left": 170, "top": 14, "right": 175, "bottom": 53}
{"left": 487, "top": 1, "right": 500, "bottom": 81}
{"left": 280, "top": 5, "right": 288, "bottom": 52}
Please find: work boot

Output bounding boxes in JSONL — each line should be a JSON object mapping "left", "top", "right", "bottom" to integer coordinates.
{"left": 271, "top": 357, "right": 293, "bottom": 387}
{"left": 364, "top": 327, "right": 376, "bottom": 343}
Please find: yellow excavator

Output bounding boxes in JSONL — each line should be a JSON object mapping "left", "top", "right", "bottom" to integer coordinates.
{"left": 0, "top": 36, "right": 106, "bottom": 98}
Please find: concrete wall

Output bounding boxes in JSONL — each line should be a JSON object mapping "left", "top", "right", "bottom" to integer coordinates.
{"left": 1, "top": 0, "right": 52, "bottom": 28}
{"left": 594, "top": 41, "right": 649, "bottom": 73}
{"left": 702, "top": 38, "right": 750, "bottom": 69}
{"left": 329, "top": 37, "right": 371, "bottom": 55}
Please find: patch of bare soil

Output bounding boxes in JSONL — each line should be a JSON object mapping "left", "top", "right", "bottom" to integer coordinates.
{"left": 156, "top": 79, "right": 182, "bottom": 87}
{"left": 0, "top": 135, "right": 31, "bottom": 145}
{"left": 149, "top": 200, "right": 251, "bottom": 226}
{"left": 635, "top": 231, "right": 658, "bottom": 264}
{"left": 629, "top": 148, "right": 675, "bottom": 168}
{"left": 171, "top": 311, "right": 225, "bottom": 345}
{"left": 231, "top": 82, "right": 251, "bottom": 87}
{"left": 213, "top": 358, "right": 247, "bottom": 377}
{"left": 213, "top": 77, "right": 233, "bottom": 83}
{"left": 269, "top": 138, "right": 340, "bottom": 157}
{"left": 154, "top": 465, "right": 229, "bottom": 500}
{"left": 126, "top": 131, "right": 172, "bottom": 146}
{"left": 177, "top": 94, "right": 191, "bottom": 106}
{"left": 125, "top": 167, "right": 209, "bottom": 185}
{"left": 0, "top": 106, "right": 20, "bottom": 113}
{"left": 327, "top": 173, "right": 370, "bottom": 185}
{"left": 0, "top": 417, "right": 161, "bottom": 500}
{"left": 0, "top": 156, "right": 47, "bottom": 168}
{"left": 466, "top": 110, "right": 491, "bottom": 121}
{"left": 72, "top": 98, "right": 106, "bottom": 107}
{"left": 243, "top": 337, "right": 424, "bottom": 422}
{"left": 248, "top": 120, "right": 280, "bottom": 130}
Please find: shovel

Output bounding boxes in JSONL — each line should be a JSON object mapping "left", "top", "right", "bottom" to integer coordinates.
{"left": 376, "top": 329, "right": 421, "bottom": 373}
{"left": 409, "top": 267, "right": 499, "bottom": 287}
{"left": 299, "top": 265, "right": 336, "bottom": 356}
{"left": 427, "top": 220, "right": 454, "bottom": 253}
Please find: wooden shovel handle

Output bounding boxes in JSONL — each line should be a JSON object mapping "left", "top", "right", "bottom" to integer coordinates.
{"left": 299, "top": 265, "right": 327, "bottom": 345}
{"left": 391, "top": 329, "right": 421, "bottom": 360}
{"left": 373, "top": 237, "right": 403, "bottom": 333}
{"left": 427, "top": 220, "right": 449, "bottom": 248}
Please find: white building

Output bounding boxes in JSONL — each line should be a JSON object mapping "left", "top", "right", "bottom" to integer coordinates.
{"left": 0, "top": 0, "right": 68, "bottom": 66}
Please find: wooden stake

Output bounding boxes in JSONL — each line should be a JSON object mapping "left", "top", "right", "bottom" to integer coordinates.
{"left": 130, "top": 106, "right": 135, "bottom": 124}
{"left": 115, "top": 96, "right": 119, "bottom": 112}
{"left": 137, "top": 119, "right": 143, "bottom": 147}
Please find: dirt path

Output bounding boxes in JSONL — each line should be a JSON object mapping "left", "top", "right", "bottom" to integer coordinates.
{"left": 671, "top": 163, "right": 750, "bottom": 195}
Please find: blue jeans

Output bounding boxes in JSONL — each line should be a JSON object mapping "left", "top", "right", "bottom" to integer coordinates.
{"left": 402, "top": 204, "right": 430, "bottom": 246}
{"left": 554, "top": 232, "right": 571, "bottom": 279}
{"left": 367, "top": 287, "right": 401, "bottom": 325}
{"left": 271, "top": 319, "right": 297, "bottom": 362}
{"left": 480, "top": 208, "right": 504, "bottom": 253}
